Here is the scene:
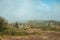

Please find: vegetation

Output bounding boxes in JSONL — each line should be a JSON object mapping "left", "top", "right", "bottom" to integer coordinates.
{"left": 0, "top": 17, "right": 8, "bottom": 32}
{"left": 15, "top": 22, "right": 19, "bottom": 28}
{"left": 0, "top": 17, "right": 60, "bottom": 36}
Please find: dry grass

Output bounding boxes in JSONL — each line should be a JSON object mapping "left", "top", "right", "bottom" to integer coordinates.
{"left": 0, "top": 31, "right": 60, "bottom": 40}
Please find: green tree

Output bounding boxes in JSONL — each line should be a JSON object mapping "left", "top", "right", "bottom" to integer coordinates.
{"left": 0, "top": 17, "right": 7, "bottom": 32}
{"left": 15, "top": 22, "right": 19, "bottom": 28}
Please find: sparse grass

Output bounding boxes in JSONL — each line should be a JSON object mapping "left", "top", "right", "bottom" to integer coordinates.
{"left": 0, "top": 31, "right": 60, "bottom": 40}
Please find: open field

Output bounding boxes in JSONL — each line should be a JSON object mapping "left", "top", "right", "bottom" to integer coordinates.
{"left": 0, "top": 31, "right": 60, "bottom": 40}
{"left": 0, "top": 17, "right": 60, "bottom": 40}
{"left": 0, "top": 0, "right": 60, "bottom": 40}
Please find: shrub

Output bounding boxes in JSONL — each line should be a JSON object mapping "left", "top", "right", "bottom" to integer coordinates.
{"left": 0, "top": 17, "right": 8, "bottom": 32}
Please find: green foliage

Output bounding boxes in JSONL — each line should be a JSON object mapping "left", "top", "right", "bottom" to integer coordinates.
{"left": 0, "top": 17, "right": 60, "bottom": 36}
{"left": 0, "top": 26, "right": 28, "bottom": 36}
{"left": 15, "top": 22, "right": 19, "bottom": 28}
{"left": 0, "top": 17, "right": 8, "bottom": 32}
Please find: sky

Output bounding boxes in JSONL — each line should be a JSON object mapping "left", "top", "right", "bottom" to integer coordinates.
{"left": 0, "top": 0, "right": 60, "bottom": 22}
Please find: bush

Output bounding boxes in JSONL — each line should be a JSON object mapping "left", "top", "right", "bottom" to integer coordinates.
{"left": 15, "top": 22, "right": 19, "bottom": 28}
{"left": 0, "top": 26, "right": 28, "bottom": 36}
{"left": 0, "top": 17, "right": 8, "bottom": 32}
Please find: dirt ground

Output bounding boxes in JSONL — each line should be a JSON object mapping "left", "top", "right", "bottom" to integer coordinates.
{"left": 0, "top": 32, "right": 60, "bottom": 40}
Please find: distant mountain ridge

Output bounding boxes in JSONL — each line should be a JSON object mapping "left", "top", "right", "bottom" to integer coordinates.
{"left": 26, "top": 20, "right": 60, "bottom": 26}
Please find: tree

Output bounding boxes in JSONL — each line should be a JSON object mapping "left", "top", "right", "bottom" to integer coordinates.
{"left": 15, "top": 22, "right": 19, "bottom": 28}
{"left": 0, "top": 17, "right": 7, "bottom": 32}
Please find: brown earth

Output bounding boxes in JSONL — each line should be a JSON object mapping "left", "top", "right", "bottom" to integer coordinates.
{"left": 0, "top": 32, "right": 60, "bottom": 40}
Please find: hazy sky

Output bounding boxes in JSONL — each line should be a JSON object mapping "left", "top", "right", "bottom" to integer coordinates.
{"left": 0, "top": 0, "right": 60, "bottom": 22}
